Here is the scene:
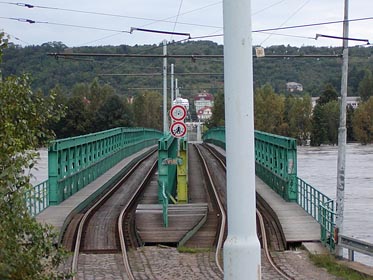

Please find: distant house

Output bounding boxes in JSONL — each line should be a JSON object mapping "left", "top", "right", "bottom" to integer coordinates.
{"left": 197, "top": 106, "right": 213, "bottom": 121}
{"left": 311, "top": 96, "right": 360, "bottom": 109}
{"left": 286, "top": 82, "right": 303, "bottom": 92}
{"left": 194, "top": 91, "right": 214, "bottom": 121}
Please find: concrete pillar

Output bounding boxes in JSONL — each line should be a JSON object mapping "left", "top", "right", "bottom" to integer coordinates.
{"left": 223, "top": 0, "right": 261, "bottom": 279}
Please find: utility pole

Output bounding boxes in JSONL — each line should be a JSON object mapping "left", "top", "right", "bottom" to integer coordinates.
{"left": 171, "top": 63, "right": 175, "bottom": 105}
{"left": 335, "top": 0, "right": 349, "bottom": 258}
{"left": 223, "top": 0, "right": 261, "bottom": 279}
{"left": 163, "top": 40, "right": 168, "bottom": 134}
{"left": 175, "top": 78, "right": 180, "bottom": 98}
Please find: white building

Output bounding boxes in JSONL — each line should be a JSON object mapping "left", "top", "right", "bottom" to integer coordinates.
{"left": 311, "top": 96, "right": 360, "bottom": 109}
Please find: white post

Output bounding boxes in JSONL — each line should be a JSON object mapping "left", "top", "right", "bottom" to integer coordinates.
{"left": 163, "top": 40, "right": 168, "bottom": 134}
{"left": 335, "top": 0, "right": 349, "bottom": 258}
{"left": 175, "top": 78, "right": 180, "bottom": 98}
{"left": 171, "top": 64, "right": 175, "bottom": 106}
{"left": 223, "top": 0, "right": 261, "bottom": 279}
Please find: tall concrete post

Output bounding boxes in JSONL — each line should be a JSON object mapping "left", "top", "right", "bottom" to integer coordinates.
{"left": 163, "top": 40, "right": 168, "bottom": 134}
{"left": 223, "top": 0, "right": 261, "bottom": 279}
{"left": 335, "top": 0, "right": 349, "bottom": 258}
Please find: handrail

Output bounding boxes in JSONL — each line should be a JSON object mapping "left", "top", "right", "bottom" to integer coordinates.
{"left": 297, "top": 177, "right": 333, "bottom": 223}
{"left": 339, "top": 234, "right": 373, "bottom": 261}
{"left": 319, "top": 199, "right": 336, "bottom": 250}
{"left": 25, "top": 179, "right": 49, "bottom": 216}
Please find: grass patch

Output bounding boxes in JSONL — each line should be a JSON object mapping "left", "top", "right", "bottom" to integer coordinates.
{"left": 309, "top": 254, "right": 373, "bottom": 280}
{"left": 177, "top": 246, "right": 210, "bottom": 254}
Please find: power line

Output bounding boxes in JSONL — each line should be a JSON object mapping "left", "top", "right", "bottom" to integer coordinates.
{"left": 254, "top": 16, "right": 373, "bottom": 33}
{"left": 171, "top": 0, "right": 184, "bottom": 40}
{"left": 259, "top": 0, "right": 311, "bottom": 45}
{"left": 0, "top": 16, "right": 131, "bottom": 33}
{"left": 98, "top": 72, "right": 224, "bottom": 77}
{"left": 0, "top": 1, "right": 221, "bottom": 29}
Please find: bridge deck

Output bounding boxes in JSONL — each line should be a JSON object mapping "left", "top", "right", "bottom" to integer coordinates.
{"left": 36, "top": 146, "right": 156, "bottom": 236}
{"left": 209, "top": 144, "right": 320, "bottom": 244}
{"left": 255, "top": 177, "right": 320, "bottom": 243}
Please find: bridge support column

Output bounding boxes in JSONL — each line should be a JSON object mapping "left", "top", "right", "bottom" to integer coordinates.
{"left": 223, "top": 0, "right": 261, "bottom": 279}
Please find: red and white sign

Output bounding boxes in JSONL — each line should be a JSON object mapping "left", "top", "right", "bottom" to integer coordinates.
{"left": 170, "top": 121, "right": 187, "bottom": 138}
{"left": 170, "top": 105, "right": 187, "bottom": 121}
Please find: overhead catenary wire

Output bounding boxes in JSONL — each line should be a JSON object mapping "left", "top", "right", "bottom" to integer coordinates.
{"left": 0, "top": 16, "right": 131, "bottom": 33}
{"left": 2, "top": 13, "right": 373, "bottom": 45}
{"left": 259, "top": 0, "right": 312, "bottom": 46}
{"left": 0, "top": 1, "right": 221, "bottom": 29}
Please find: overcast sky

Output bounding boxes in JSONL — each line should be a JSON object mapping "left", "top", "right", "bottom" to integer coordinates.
{"left": 0, "top": 0, "right": 372, "bottom": 48}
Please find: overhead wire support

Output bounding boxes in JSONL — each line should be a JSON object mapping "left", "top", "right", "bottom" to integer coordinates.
{"left": 130, "top": 27, "right": 191, "bottom": 38}
{"left": 316, "top": 34, "right": 369, "bottom": 44}
{"left": 48, "top": 52, "right": 342, "bottom": 59}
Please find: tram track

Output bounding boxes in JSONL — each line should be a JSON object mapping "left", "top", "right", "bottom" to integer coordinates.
{"left": 194, "top": 144, "right": 226, "bottom": 274}
{"left": 63, "top": 151, "right": 157, "bottom": 280}
{"left": 202, "top": 143, "right": 295, "bottom": 279}
{"left": 60, "top": 143, "right": 294, "bottom": 279}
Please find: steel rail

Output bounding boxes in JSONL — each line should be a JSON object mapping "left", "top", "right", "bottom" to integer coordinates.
{"left": 194, "top": 144, "right": 226, "bottom": 275}
{"left": 257, "top": 209, "right": 293, "bottom": 280}
{"left": 117, "top": 159, "right": 158, "bottom": 280}
{"left": 71, "top": 150, "right": 156, "bottom": 280}
{"left": 204, "top": 143, "right": 295, "bottom": 279}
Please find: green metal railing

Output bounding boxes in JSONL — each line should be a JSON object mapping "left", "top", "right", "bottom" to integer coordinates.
{"left": 319, "top": 199, "right": 336, "bottom": 249}
{"left": 203, "top": 127, "right": 298, "bottom": 201}
{"left": 48, "top": 127, "right": 162, "bottom": 205}
{"left": 297, "top": 177, "right": 335, "bottom": 248}
{"left": 297, "top": 177, "right": 333, "bottom": 222}
{"left": 25, "top": 179, "right": 49, "bottom": 216}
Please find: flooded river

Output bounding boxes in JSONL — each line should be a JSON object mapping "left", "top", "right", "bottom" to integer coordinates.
{"left": 297, "top": 143, "right": 373, "bottom": 266}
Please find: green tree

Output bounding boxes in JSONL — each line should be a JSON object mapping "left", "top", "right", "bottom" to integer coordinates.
{"left": 317, "top": 84, "right": 338, "bottom": 105}
{"left": 284, "top": 95, "right": 312, "bottom": 143}
{"left": 0, "top": 33, "right": 69, "bottom": 280}
{"left": 311, "top": 100, "right": 339, "bottom": 146}
{"left": 95, "top": 95, "right": 133, "bottom": 130}
{"left": 206, "top": 91, "right": 224, "bottom": 128}
{"left": 254, "top": 84, "right": 286, "bottom": 135}
{"left": 358, "top": 69, "right": 373, "bottom": 102}
{"left": 133, "top": 91, "right": 162, "bottom": 130}
{"left": 352, "top": 97, "right": 373, "bottom": 144}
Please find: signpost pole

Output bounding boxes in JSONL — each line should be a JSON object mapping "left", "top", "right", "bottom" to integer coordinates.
{"left": 163, "top": 40, "right": 168, "bottom": 134}
{"left": 171, "top": 63, "right": 175, "bottom": 105}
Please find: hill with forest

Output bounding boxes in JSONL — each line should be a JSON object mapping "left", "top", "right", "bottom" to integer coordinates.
{"left": 2, "top": 40, "right": 373, "bottom": 99}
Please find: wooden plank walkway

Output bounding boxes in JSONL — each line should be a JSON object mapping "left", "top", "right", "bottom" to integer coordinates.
{"left": 36, "top": 146, "right": 156, "bottom": 236}
{"left": 255, "top": 177, "right": 320, "bottom": 243}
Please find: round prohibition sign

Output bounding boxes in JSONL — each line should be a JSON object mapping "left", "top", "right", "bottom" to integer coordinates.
{"left": 170, "top": 105, "right": 187, "bottom": 121}
{"left": 170, "top": 121, "right": 187, "bottom": 138}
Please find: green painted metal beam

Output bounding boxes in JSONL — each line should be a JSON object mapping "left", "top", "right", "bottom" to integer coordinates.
{"left": 177, "top": 137, "right": 188, "bottom": 204}
{"left": 48, "top": 127, "right": 162, "bottom": 205}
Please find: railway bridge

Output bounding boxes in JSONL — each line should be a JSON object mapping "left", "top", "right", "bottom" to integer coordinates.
{"left": 30, "top": 126, "right": 338, "bottom": 279}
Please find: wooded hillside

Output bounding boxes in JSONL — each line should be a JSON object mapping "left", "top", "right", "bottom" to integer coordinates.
{"left": 2, "top": 41, "right": 373, "bottom": 99}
